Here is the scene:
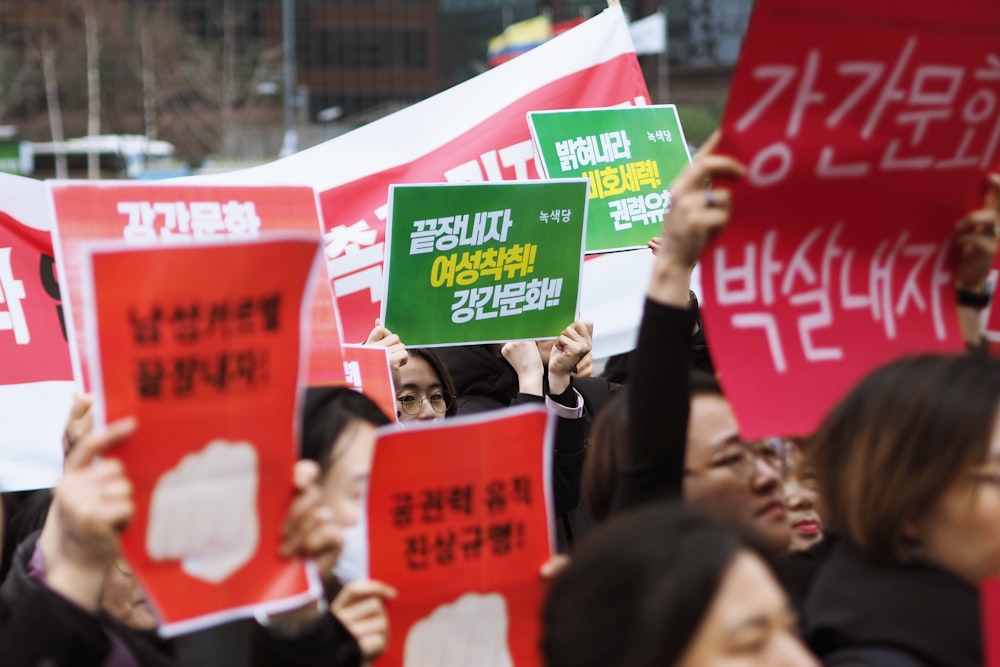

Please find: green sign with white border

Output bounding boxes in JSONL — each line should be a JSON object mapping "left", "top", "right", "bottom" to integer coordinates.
{"left": 528, "top": 104, "right": 691, "bottom": 253}
{"left": 381, "top": 180, "right": 589, "bottom": 346}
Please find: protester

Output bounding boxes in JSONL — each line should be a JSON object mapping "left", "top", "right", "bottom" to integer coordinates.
{"left": 608, "top": 133, "right": 800, "bottom": 551}
{"left": 300, "top": 387, "right": 396, "bottom": 662}
{"left": 614, "top": 133, "right": 998, "bottom": 557}
{"left": 542, "top": 504, "right": 818, "bottom": 667}
{"left": 393, "top": 348, "right": 459, "bottom": 422}
{"left": 784, "top": 440, "right": 823, "bottom": 553}
{"left": 1, "top": 417, "right": 363, "bottom": 667}
{"left": 805, "top": 353, "right": 1000, "bottom": 666}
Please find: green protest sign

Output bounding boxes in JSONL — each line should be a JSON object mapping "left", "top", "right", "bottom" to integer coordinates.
{"left": 381, "top": 181, "right": 588, "bottom": 346}
{"left": 528, "top": 105, "right": 691, "bottom": 253}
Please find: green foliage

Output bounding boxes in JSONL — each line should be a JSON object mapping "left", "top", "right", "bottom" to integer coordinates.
{"left": 675, "top": 96, "right": 727, "bottom": 149}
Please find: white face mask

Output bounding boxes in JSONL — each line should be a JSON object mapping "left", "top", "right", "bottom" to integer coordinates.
{"left": 333, "top": 497, "right": 369, "bottom": 584}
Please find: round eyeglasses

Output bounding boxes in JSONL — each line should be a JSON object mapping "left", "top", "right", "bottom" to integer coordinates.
{"left": 396, "top": 390, "right": 453, "bottom": 416}
{"left": 686, "top": 437, "right": 790, "bottom": 480}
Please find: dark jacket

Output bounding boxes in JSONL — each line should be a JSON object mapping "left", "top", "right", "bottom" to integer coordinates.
{"left": 1, "top": 532, "right": 362, "bottom": 667}
{"left": 805, "top": 539, "right": 982, "bottom": 667}
{"left": 0, "top": 576, "right": 115, "bottom": 667}
{"left": 435, "top": 344, "right": 618, "bottom": 548}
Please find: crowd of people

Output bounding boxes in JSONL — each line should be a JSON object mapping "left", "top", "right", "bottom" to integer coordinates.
{"left": 1, "top": 130, "right": 999, "bottom": 666}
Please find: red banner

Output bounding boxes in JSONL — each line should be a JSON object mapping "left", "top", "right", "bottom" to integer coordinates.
{"left": 50, "top": 183, "right": 345, "bottom": 391}
{"left": 0, "top": 211, "right": 71, "bottom": 385}
{"left": 368, "top": 406, "right": 554, "bottom": 667}
{"left": 83, "top": 235, "right": 322, "bottom": 635}
{"left": 705, "top": 0, "right": 1000, "bottom": 438}
{"left": 340, "top": 343, "right": 398, "bottom": 422}
{"left": 0, "top": 173, "right": 75, "bottom": 492}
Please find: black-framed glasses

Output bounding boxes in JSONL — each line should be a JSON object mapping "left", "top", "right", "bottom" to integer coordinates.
{"left": 686, "top": 437, "right": 789, "bottom": 480}
{"left": 396, "top": 390, "right": 453, "bottom": 416}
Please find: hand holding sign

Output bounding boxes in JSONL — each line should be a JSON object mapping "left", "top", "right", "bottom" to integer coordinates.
{"left": 332, "top": 579, "right": 398, "bottom": 661}
{"left": 649, "top": 133, "right": 745, "bottom": 308}
{"left": 62, "top": 392, "right": 94, "bottom": 459}
{"left": 262, "top": 460, "right": 344, "bottom": 634}
{"left": 365, "top": 321, "right": 410, "bottom": 370}
{"left": 655, "top": 133, "right": 746, "bottom": 274}
{"left": 279, "top": 460, "right": 343, "bottom": 576}
{"left": 501, "top": 341, "right": 545, "bottom": 396}
{"left": 954, "top": 173, "right": 1000, "bottom": 291}
{"left": 39, "top": 417, "right": 137, "bottom": 614}
{"left": 548, "top": 320, "right": 593, "bottom": 395}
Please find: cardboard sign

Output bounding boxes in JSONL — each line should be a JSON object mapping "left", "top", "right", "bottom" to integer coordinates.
{"left": 341, "top": 343, "right": 398, "bottom": 422}
{"left": 0, "top": 173, "right": 74, "bottom": 491}
{"left": 381, "top": 181, "right": 588, "bottom": 346}
{"left": 50, "top": 183, "right": 345, "bottom": 392}
{"left": 703, "top": 0, "right": 1000, "bottom": 438}
{"left": 367, "top": 405, "right": 554, "bottom": 667}
{"left": 81, "top": 235, "right": 323, "bottom": 635}
{"left": 187, "top": 6, "right": 653, "bottom": 358}
{"left": 529, "top": 105, "right": 691, "bottom": 253}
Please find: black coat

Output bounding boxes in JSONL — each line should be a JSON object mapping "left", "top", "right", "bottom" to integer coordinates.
{"left": 805, "top": 539, "right": 981, "bottom": 667}
{"left": 435, "top": 344, "right": 617, "bottom": 540}
{"left": 1, "top": 533, "right": 362, "bottom": 667}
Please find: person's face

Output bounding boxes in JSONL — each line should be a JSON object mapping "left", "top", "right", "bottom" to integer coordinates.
{"left": 395, "top": 356, "right": 448, "bottom": 423}
{"left": 784, "top": 443, "right": 824, "bottom": 553}
{"left": 684, "top": 395, "right": 791, "bottom": 555}
{"left": 101, "top": 559, "right": 157, "bottom": 631}
{"left": 916, "top": 408, "right": 1000, "bottom": 585}
{"left": 676, "top": 551, "right": 818, "bottom": 667}
{"left": 320, "top": 420, "right": 377, "bottom": 529}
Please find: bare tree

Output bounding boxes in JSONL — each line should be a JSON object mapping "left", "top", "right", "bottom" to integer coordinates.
{"left": 83, "top": 0, "right": 100, "bottom": 177}
{"left": 38, "top": 30, "right": 67, "bottom": 178}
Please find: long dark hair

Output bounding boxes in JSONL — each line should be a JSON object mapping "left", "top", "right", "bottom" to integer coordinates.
{"left": 300, "top": 387, "right": 391, "bottom": 472}
{"left": 542, "top": 504, "right": 744, "bottom": 667}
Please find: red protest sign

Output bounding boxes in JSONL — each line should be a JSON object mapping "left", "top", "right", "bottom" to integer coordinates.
{"left": 984, "top": 578, "right": 1000, "bottom": 666}
{"left": 704, "top": 0, "right": 1000, "bottom": 438}
{"left": 341, "top": 343, "right": 398, "bottom": 422}
{"left": 368, "top": 406, "right": 554, "bottom": 667}
{"left": 50, "top": 183, "right": 345, "bottom": 391}
{"left": 82, "top": 235, "right": 322, "bottom": 635}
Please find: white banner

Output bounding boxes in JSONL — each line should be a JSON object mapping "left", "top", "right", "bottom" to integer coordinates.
{"left": 630, "top": 11, "right": 667, "bottom": 55}
{"left": 189, "top": 5, "right": 655, "bottom": 358}
{"left": 0, "top": 172, "right": 74, "bottom": 491}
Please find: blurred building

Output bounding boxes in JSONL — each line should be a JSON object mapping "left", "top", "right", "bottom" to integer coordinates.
{"left": 0, "top": 0, "right": 751, "bottom": 164}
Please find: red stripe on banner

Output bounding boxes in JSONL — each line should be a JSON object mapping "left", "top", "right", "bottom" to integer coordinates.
{"left": 0, "top": 211, "right": 72, "bottom": 385}
{"left": 317, "top": 52, "right": 649, "bottom": 342}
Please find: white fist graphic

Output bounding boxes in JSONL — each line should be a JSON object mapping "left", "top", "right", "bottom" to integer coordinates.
{"left": 146, "top": 440, "right": 259, "bottom": 583}
{"left": 404, "top": 593, "right": 514, "bottom": 667}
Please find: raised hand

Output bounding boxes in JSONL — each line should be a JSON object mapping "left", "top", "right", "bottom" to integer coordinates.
{"left": 548, "top": 321, "right": 593, "bottom": 395}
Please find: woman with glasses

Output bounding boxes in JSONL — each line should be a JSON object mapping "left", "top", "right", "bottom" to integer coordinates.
{"left": 804, "top": 353, "right": 1000, "bottom": 666}
{"left": 393, "top": 349, "right": 458, "bottom": 422}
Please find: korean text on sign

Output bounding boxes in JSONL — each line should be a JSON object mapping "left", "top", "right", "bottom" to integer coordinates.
{"left": 381, "top": 181, "right": 587, "bottom": 346}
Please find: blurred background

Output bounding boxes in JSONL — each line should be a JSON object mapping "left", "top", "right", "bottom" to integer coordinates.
{"left": 0, "top": 0, "right": 751, "bottom": 178}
